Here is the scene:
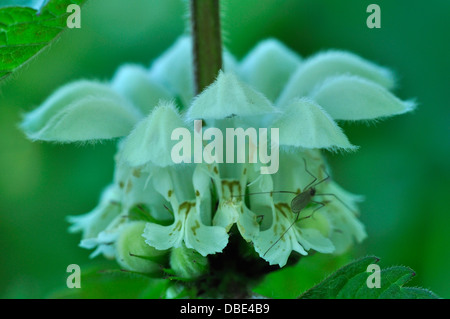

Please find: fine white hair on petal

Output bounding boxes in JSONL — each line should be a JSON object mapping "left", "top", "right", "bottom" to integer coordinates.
{"left": 20, "top": 80, "right": 142, "bottom": 143}
{"left": 310, "top": 75, "right": 416, "bottom": 121}
{"left": 277, "top": 50, "right": 396, "bottom": 107}
{"left": 187, "top": 71, "right": 277, "bottom": 121}
{"left": 271, "top": 97, "right": 357, "bottom": 151}
{"left": 239, "top": 38, "right": 302, "bottom": 102}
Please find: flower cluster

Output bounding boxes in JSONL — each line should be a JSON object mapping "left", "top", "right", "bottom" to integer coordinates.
{"left": 21, "top": 37, "right": 414, "bottom": 271}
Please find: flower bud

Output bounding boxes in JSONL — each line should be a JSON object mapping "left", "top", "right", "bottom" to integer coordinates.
{"left": 116, "top": 221, "right": 168, "bottom": 274}
{"left": 170, "top": 244, "right": 209, "bottom": 280}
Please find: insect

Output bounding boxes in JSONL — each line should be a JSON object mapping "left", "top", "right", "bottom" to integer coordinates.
{"left": 233, "top": 158, "right": 353, "bottom": 256}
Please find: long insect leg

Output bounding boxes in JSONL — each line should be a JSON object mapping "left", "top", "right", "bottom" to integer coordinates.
{"left": 263, "top": 200, "right": 327, "bottom": 256}
{"left": 231, "top": 190, "right": 298, "bottom": 198}
{"left": 263, "top": 198, "right": 324, "bottom": 257}
{"left": 303, "top": 158, "right": 333, "bottom": 190}
{"left": 299, "top": 200, "right": 325, "bottom": 224}
{"left": 314, "top": 193, "right": 357, "bottom": 215}
{"left": 298, "top": 201, "right": 326, "bottom": 221}
{"left": 302, "top": 158, "right": 317, "bottom": 190}
{"left": 263, "top": 210, "right": 299, "bottom": 257}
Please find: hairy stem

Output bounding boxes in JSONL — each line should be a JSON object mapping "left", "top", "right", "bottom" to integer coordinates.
{"left": 190, "top": 0, "right": 223, "bottom": 95}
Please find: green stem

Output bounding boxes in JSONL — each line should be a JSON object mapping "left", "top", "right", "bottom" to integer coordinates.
{"left": 190, "top": 0, "right": 223, "bottom": 95}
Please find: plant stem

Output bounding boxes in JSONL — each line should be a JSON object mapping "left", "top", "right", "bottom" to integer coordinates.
{"left": 190, "top": 0, "right": 223, "bottom": 95}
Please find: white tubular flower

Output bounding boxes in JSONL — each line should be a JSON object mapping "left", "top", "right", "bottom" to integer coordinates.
{"left": 22, "top": 36, "right": 415, "bottom": 274}
{"left": 72, "top": 185, "right": 128, "bottom": 259}
{"left": 313, "top": 181, "right": 367, "bottom": 254}
{"left": 186, "top": 71, "right": 278, "bottom": 242}
{"left": 67, "top": 184, "right": 122, "bottom": 245}
{"left": 210, "top": 163, "right": 260, "bottom": 242}
{"left": 79, "top": 213, "right": 128, "bottom": 259}
{"left": 119, "top": 101, "right": 228, "bottom": 256}
{"left": 142, "top": 164, "right": 228, "bottom": 256}
{"left": 250, "top": 151, "right": 335, "bottom": 267}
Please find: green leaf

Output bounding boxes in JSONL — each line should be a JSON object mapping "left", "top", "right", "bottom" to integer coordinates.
{"left": 0, "top": 0, "right": 86, "bottom": 81}
{"left": 253, "top": 253, "right": 352, "bottom": 299}
{"left": 0, "top": 1, "right": 49, "bottom": 11}
{"left": 299, "top": 256, "right": 440, "bottom": 299}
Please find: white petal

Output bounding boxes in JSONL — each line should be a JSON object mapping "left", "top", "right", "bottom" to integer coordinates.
{"left": 327, "top": 213, "right": 367, "bottom": 255}
{"left": 240, "top": 39, "right": 301, "bottom": 101}
{"left": 193, "top": 165, "right": 214, "bottom": 224}
{"left": 187, "top": 71, "right": 276, "bottom": 120}
{"left": 272, "top": 98, "right": 356, "bottom": 150}
{"left": 296, "top": 228, "right": 334, "bottom": 253}
{"left": 21, "top": 81, "right": 141, "bottom": 142}
{"left": 236, "top": 205, "right": 260, "bottom": 242}
{"left": 113, "top": 162, "right": 172, "bottom": 222}
{"left": 185, "top": 211, "right": 228, "bottom": 256}
{"left": 310, "top": 75, "right": 416, "bottom": 120}
{"left": 277, "top": 50, "right": 395, "bottom": 106}
{"left": 120, "top": 101, "right": 188, "bottom": 167}
{"left": 143, "top": 164, "right": 229, "bottom": 255}
{"left": 149, "top": 36, "right": 194, "bottom": 108}
{"left": 254, "top": 223, "right": 308, "bottom": 268}
{"left": 79, "top": 211, "right": 128, "bottom": 259}
{"left": 318, "top": 186, "right": 367, "bottom": 254}
{"left": 89, "top": 244, "right": 116, "bottom": 259}
{"left": 143, "top": 219, "right": 185, "bottom": 250}
{"left": 111, "top": 64, "right": 173, "bottom": 116}
{"left": 67, "top": 185, "right": 122, "bottom": 239}
{"left": 223, "top": 51, "right": 240, "bottom": 74}
{"left": 79, "top": 238, "right": 98, "bottom": 250}
{"left": 213, "top": 203, "right": 239, "bottom": 231}
{"left": 149, "top": 36, "right": 237, "bottom": 108}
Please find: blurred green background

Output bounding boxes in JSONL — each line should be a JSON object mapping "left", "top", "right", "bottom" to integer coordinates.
{"left": 0, "top": 0, "right": 448, "bottom": 298}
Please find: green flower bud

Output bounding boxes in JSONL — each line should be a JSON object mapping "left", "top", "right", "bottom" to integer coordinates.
{"left": 170, "top": 244, "right": 209, "bottom": 280}
{"left": 116, "top": 221, "right": 168, "bottom": 274}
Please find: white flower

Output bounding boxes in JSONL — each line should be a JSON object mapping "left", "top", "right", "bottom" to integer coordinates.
{"left": 20, "top": 81, "right": 142, "bottom": 142}
{"left": 118, "top": 102, "right": 229, "bottom": 256}
{"left": 141, "top": 165, "right": 228, "bottom": 256}
{"left": 24, "top": 36, "right": 414, "bottom": 269}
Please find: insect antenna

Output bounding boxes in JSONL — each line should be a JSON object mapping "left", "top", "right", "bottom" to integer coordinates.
{"left": 231, "top": 190, "right": 298, "bottom": 198}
